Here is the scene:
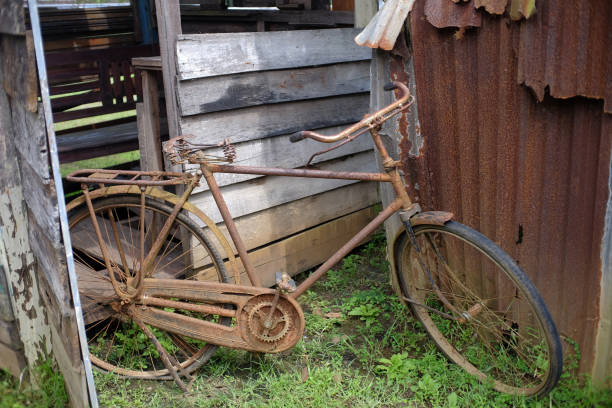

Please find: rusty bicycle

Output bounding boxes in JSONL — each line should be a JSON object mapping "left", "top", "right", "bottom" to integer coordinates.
{"left": 66, "top": 81, "right": 562, "bottom": 397}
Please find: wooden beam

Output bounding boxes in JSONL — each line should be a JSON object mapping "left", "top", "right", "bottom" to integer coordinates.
{"left": 207, "top": 181, "right": 379, "bottom": 255}
{"left": 188, "top": 126, "right": 373, "bottom": 193}
{"left": 178, "top": 61, "right": 370, "bottom": 115}
{"left": 354, "top": 0, "right": 377, "bottom": 28}
{"left": 0, "top": 342, "right": 26, "bottom": 378}
{"left": 154, "top": 0, "right": 182, "bottom": 139}
{"left": 180, "top": 93, "right": 369, "bottom": 145}
{"left": 137, "top": 70, "right": 163, "bottom": 171}
{"left": 0, "top": 0, "right": 25, "bottom": 35}
{"left": 190, "top": 151, "right": 377, "bottom": 223}
{"left": 176, "top": 28, "right": 370, "bottom": 80}
{"left": 199, "top": 205, "right": 378, "bottom": 287}
{"left": 0, "top": 320, "right": 21, "bottom": 349}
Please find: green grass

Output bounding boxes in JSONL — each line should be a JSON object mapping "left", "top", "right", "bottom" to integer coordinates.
{"left": 2, "top": 235, "right": 608, "bottom": 406}
{"left": 85, "top": 232, "right": 612, "bottom": 407}
{"left": 0, "top": 359, "right": 69, "bottom": 408}
{"left": 60, "top": 150, "right": 140, "bottom": 178}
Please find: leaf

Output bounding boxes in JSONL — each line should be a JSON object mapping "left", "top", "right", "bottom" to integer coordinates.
{"left": 301, "top": 366, "right": 309, "bottom": 382}
{"left": 325, "top": 312, "right": 342, "bottom": 319}
{"left": 448, "top": 392, "right": 458, "bottom": 408}
{"left": 509, "top": 0, "right": 536, "bottom": 20}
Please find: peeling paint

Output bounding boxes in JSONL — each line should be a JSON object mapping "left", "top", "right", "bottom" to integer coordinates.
{"left": 0, "top": 187, "right": 51, "bottom": 366}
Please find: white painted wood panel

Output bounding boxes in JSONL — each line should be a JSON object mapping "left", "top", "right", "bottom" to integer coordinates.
{"left": 177, "top": 28, "right": 370, "bottom": 80}
{"left": 190, "top": 151, "right": 378, "bottom": 223}
{"left": 187, "top": 126, "right": 373, "bottom": 193}
{"left": 178, "top": 61, "right": 370, "bottom": 116}
{"left": 179, "top": 93, "right": 369, "bottom": 145}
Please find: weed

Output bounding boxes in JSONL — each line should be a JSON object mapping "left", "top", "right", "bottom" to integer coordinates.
{"left": 88, "top": 235, "right": 612, "bottom": 408}
{"left": 0, "top": 358, "right": 69, "bottom": 408}
{"left": 376, "top": 352, "right": 417, "bottom": 382}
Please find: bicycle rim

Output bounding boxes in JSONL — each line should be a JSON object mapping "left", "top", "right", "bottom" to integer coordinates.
{"left": 69, "top": 195, "right": 230, "bottom": 379}
{"left": 395, "top": 221, "right": 562, "bottom": 396}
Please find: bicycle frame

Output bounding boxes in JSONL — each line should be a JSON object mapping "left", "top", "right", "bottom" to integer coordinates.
{"left": 200, "top": 125, "right": 411, "bottom": 297}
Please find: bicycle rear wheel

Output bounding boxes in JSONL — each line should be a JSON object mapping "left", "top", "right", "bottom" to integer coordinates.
{"left": 395, "top": 221, "right": 562, "bottom": 397}
{"left": 69, "top": 194, "right": 230, "bottom": 379}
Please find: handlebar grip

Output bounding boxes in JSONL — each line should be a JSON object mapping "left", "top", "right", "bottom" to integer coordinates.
{"left": 384, "top": 82, "right": 398, "bottom": 91}
{"left": 289, "top": 131, "right": 305, "bottom": 143}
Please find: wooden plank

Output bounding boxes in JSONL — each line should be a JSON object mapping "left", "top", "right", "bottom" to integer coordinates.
{"left": 0, "top": 320, "right": 21, "bottom": 349}
{"left": 19, "top": 160, "right": 61, "bottom": 244}
{"left": 188, "top": 125, "right": 373, "bottom": 192}
{"left": 355, "top": 0, "right": 378, "bottom": 28}
{"left": 2, "top": 33, "right": 37, "bottom": 112}
{"left": 0, "top": 342, "right": 26, "bottom": 378}
{"left": 190, "top": 151, "right": 377, "bottom": 223}
{"left": 11, "top": 103, "right": 49, "bottom": 181}
{"left": 155, "top": 0, "right": 182, "bottom": 139}
{"left": 180, "top": 93, "right": 369, "bottom": 145}
{"left": 132, "top": 56, "right": 162, "bottom": 70}
{"left": 53, "top": 103, "right": 137, "bottom": 123}
{"left": 48, "top": 324, "right": 89, "bottom": 408}
{"left": 0, "top": 264, "right": 14, "bottom": 321}
{"left": 180, "top": 9, "right": 354, "bottom": 25}
{"left": 50, "top": 80, "right": 101, "bottom": 96}
{"left": 43, "top": 34, "right": 136, "bottom": 52}
{"left": 0, "top": 186, "right": 51, "bottom": 367}
{"left": 199, "top": 206, "right": 378, "bottom": 287}
{"left": 205, "top": 181, "right": 379, "bottom": 254}
{"left": 177, "top": 28, "right": 370, "bottom": 80}
{"left": 26, "top": 210, "right": 71, "bottom": 317}
{"left": 0, "top": 0, "right": 25, "bottom": 35}
{"left": 178, "top": 61, "right": 370, "bottom": 115}
{"left": 57, "top": 121, "right": 138, "bottom": 153}
{"left": 137, "top": 70, "right": 163, "bottom": 172}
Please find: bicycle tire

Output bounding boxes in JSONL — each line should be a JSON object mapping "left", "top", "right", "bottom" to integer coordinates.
{"left": 69, "top": 194, "right": 230, "bottom": 379}
{"left": 394, "top": 220, "right": 562, "bottom": 397}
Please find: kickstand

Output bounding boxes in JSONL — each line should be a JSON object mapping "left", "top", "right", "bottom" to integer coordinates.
{"left": 133, "top": 316, "right": 193, "bottom": 393}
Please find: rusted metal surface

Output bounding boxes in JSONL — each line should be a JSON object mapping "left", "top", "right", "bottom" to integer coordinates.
{"left": 517, "top": 0, "right": 612, "bottom": 113}
{"left": 410, "top": 211, "right": 455, "bottom": 226}
{"left": 208, "top": 164, "right": 393, "bottom": 183}
{"left": 398, "top": 0, "right": 612, "bottom": 373}
{"left": 202, "top": 166, "right": 262, "bottom": 287}
{"left": 66, "top": 168, "right": 195, "bottom": 186}
{"left": 425, "top": 0, "right": 482, "bottom": 29}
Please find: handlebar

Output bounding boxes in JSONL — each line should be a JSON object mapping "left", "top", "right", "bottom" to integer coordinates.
{"left": 290, "top": 81, "right": 411, "bottom": 144}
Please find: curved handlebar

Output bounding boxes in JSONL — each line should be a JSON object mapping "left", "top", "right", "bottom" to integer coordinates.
{"left": 290, "top": 81, "right": 411, "bottom": 144}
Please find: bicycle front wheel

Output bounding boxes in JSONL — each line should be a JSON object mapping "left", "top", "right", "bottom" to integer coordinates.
{"left": 69, "top": 194, "right": 230, "bottom": 379}
{"left": 395, "top": 221, "right": 562, "bottom": 397}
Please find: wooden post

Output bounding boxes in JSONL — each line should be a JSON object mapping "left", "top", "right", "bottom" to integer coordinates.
{"left": 354, "top": 0, "right": 377, "bottom": 28}
{"left": 137, "top": 70, "right": 163, "bottom": 171}
{"left": 154, "top": 0, "right": 181, "bottom": 139}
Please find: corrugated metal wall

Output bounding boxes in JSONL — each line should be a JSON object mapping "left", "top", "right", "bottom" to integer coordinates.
{"left": 392, "top": 0, "right": 612, "bottom": 374}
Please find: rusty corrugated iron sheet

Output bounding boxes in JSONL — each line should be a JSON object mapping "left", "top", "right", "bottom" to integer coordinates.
{"left": 395, "top": 0, "right": 612, "bottom": 374}
{"left": 425, "top": 0, "right": 481, "bottom": 28}
{"left": 517, "top": 0, "right": 612, "bottom": 113}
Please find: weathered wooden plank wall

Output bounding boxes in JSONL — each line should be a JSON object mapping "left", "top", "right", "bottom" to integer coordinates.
{"left": 0, "top": 6, "right": 88, "bottom": 405}
{"left": 169, "top": 28, "right": 378, "bottom": 283}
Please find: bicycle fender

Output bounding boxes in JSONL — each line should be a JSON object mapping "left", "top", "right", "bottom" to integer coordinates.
{"left": 409, "top": 211, "right": 454, "bottom": 226}
{"left": 387, "top": 211, "right": 454, "bottom": 302}
{"left": 66, "top": 186, "right": 242, "bottom": 284}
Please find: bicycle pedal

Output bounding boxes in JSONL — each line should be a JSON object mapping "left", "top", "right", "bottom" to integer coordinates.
{"left": 275, "top": 272, "right": 296, "bottom": 293}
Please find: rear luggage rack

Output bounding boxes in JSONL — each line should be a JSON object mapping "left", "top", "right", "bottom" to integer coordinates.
{"left": 66, "top": 169, "right": 196, "bottom": 187}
